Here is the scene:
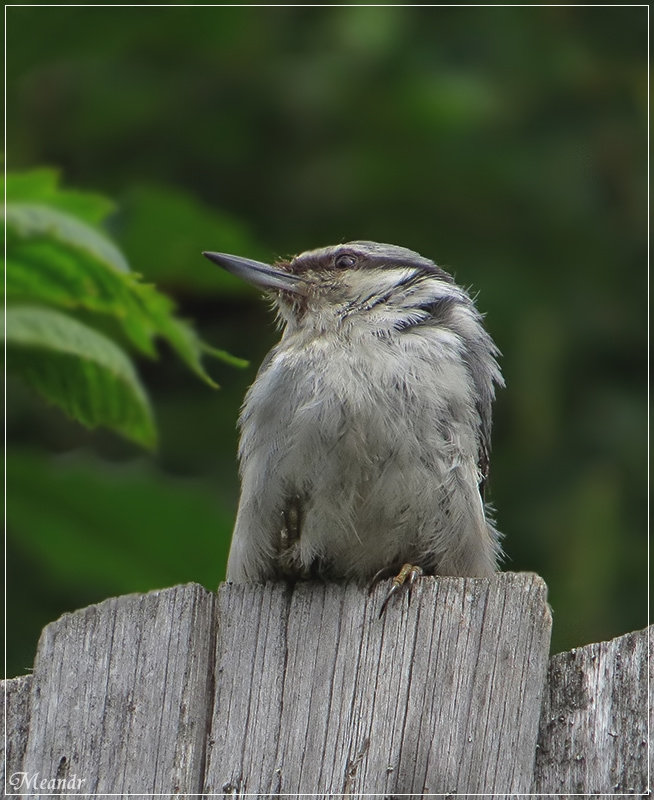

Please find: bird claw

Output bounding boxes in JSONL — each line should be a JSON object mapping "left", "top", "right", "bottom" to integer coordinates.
{"left": 378, "top": 563, "right": 424, "bottom": 618}
{"left": 368, "top": 565, "right": 397, "bottom": 594}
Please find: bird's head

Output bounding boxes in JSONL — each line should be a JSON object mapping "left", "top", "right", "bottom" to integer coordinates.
{"left": 203, "top": 241, "right": 464, "bottom": 336}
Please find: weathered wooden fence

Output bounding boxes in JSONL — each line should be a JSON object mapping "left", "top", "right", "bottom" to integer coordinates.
{"left": 1, "top": 573, "right": 650, "bottom": 797}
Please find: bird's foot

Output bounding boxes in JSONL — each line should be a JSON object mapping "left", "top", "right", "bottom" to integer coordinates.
{"left": 377, "top": 563, "right": 424, "bottom": 618}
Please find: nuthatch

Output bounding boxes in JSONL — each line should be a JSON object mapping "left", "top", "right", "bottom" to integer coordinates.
{"left": 203, "top": 242, "right": 504, "bottom": 610}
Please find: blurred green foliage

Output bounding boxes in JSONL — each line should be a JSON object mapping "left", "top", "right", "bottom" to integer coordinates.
{"left": 4, "top": 168, "right": 245, "bottom": 448}
{"left": 6, "top": 5, "right": 647, "bottom": 676}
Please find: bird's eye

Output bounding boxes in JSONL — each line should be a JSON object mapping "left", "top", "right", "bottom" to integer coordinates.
{"left": 335, "top": 253, "right": 358, "bottom": 269}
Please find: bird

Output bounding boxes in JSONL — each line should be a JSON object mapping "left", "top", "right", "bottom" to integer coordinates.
{"left": 203, "top": 241, "right": 504, "bottom": 611}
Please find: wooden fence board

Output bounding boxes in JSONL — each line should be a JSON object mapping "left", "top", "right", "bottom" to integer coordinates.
{"left": 203, "top": 572, "right": 552, "bottom": 797}
{"left": 3, "top": 576, "right": 648, "bottom": 797}
{"left": 533, "top": 625, "right": 650, "bottom": 795}
{"left": 1, "top": 674, "right": 33, "bottom": 792}
{"left": 18, "top": 583, "right": 215, "bottom": 797}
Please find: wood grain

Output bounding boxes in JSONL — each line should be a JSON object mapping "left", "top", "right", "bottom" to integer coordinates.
{"left": 18, "top": 583, "right": 215, "bottom": 797}
{"left": 533, "top": 625, "right": 650, "bottom": 795}
{"left": 204, "top": 572, "right": 552, "bottom": 796}
{"left": 4, "top": 576, "right": 646, "bottom": 797}
{"left": 1, "top": 674, "right": 33, "bottom": 792}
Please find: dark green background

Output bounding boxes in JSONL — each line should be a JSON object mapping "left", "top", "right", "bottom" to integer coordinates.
{"left": 6, "top": 5, "right": 647, "bottom": 677}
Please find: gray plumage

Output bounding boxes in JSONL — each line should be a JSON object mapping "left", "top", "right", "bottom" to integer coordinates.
{"left": 203, "top": 241, "right": 504, "bottom": 584}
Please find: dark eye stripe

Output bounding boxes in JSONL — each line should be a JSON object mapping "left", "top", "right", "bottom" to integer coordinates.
{"left": 394, "top": 295, "right": 460, "bottom": 331}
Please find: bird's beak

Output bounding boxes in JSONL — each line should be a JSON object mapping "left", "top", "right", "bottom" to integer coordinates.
{"left": 202, "top": 251, "right": 305, "bottom": 294}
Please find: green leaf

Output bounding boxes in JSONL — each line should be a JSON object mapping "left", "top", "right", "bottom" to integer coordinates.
{"left": 5, "top": 179, "right": 243, "bottom": 381}
{"left": 5, "top": 239, "right": 158, "bottom": 356}
{"left": 201, "top": 341, "right": 249, "bottom": 369}
{"left": 4, "top": 167, "right": 116, "bottom": 226}
{"left": 125, "top": 278, "right": 227, "bottom": 386}
{"left": 7, "top": 202, "right": 130, "bottom": 272}
{"left": 4, "top": 306, "right": 157, "bottom": 449}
